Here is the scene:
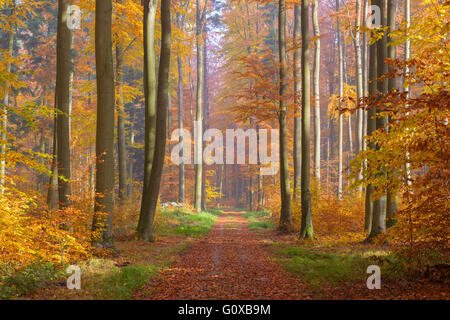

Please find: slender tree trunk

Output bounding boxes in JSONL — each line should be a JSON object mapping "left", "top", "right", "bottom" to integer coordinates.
{"left": 0, "top": 5, "right": 14, "bottom": 195}
{"left": 362, "top": 0, "right": 368, "bottom": 148}
{"left": 177, "top": 55, "right": 185, "bottom": 203}
{"left": 138, "top": 0, "right": 171, "bottom": 242}
{"left": 386, "top": 0, "right": 398, "bottom": 219}
{"left": 353, "top": 0, "right": 364, "bottom": 195}
{"left": 365, "top": 0, "right": 379, "bottom": 233}
{"left": 403, "top": 0, "right": 411, "bottom": 184}
{"left": 293, "top": 4, "right": 302, "bottom": 200}
{"left": 0, "top": 2, "right": 15, "bottom": 195}
{"left": 201, "top": 40, "right": 209, "bottom": 211}
{"left": 337, "top": 0, "right": 344, "bottom": 199}
{"left": 194, "top": 0, "right": 208, "bottom": 212}
{"left": 127, "top": 106, "right": 135, "bottom": 197}
{"left": 368, "top": 0, "right": 387, "bottom": 239}
{"left": 48, "top": 108, "right": 59, "bottom": 210}
{"left": 92, "top": 0, "right": 115, "bottom": 247}
{"left": 138, "top": 0, "right": 158, "bottom": 234}
{"left": 278, "top": 0, "right": 292, "bottom": 231}
{"left": 300, "top": 0, "right": 313, "bottom": 239}
{"left": 55, "top": 0, "right": 73, "bottom": 207}
{"left": 355, "top": 0, "right": 363, "bottom": 155}
{"left": 116, "top": 42, "right": 127, "bottom": 204}
{"left": 312, "top": 0, "right": 321, "bottom": 184}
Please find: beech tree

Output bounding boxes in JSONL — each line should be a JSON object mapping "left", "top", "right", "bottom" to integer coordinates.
{"left": 92, "top": 0, "right": 115, "bottom": 247}
{"left": 54, "top": 0, "right": 73, "bottom": 208}
{"left": 278, "top": 0, "right": 292, "bottom": 231}
{"left": 194, "top": 0, "right": 208, "bottom": 212}
{"left": 300, "top": 0, "right": 313, "bottom": 239}
{"left": 138, "top": 0, "right": 172, "bottom": 242}
{"left": 138, "top": 0, "right": 158, "bottom": 236}
{"left": 293, "top": 3, "right": 301, "bottom": 200}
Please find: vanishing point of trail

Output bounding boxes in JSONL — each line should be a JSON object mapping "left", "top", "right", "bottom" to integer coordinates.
{"left": 137, "top": 211, "right": 311, "bottom": 300}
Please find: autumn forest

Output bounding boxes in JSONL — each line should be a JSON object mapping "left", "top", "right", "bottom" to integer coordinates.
{"left": 0, "top": 0, "right": 448, "bottom": 301}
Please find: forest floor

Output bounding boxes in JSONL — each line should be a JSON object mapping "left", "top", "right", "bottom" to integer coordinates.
{"left": 22, "top": 209, "right": 449, "bottom": 300}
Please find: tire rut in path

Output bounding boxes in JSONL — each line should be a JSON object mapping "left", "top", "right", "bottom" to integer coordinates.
{"left": 137, "top": 211, "right": 311, "bottom": 299}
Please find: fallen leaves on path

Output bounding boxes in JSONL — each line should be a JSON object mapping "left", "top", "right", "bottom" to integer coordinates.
{"left": 135, "top": 211, "right": 312, "bottom": 300}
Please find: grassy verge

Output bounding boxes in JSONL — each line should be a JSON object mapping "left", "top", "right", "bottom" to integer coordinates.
{"left": 158, "top": 208, "right": 221, "bottom": 237}
{"left": 273, "top": 242, "right": 402, "bottom": 289}
{"left": 0, "top": 262, "right": 63, "bottom": 299}
{"left": 243, "top": 211, "right": 273, "bottom": 230}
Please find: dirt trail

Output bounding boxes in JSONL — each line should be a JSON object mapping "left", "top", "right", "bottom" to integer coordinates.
{"left": 137, "top": 211, "right": 311, "bottom": 300}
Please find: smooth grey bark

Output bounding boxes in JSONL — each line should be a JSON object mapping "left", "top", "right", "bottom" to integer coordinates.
{"left": 362, "top": 0, "right": 369, "bottom": 147}
{"left": 177, "top": 55, "right": 185, "bottom": 203}
{"left": 137, "top": 0, "right": 172, "bottom": 242}
{"left": 365, "top": 0, "right": 379, "bottom": 233}
{"left": 92, "top": 0, "right": 115, "bottom": 247}
{"left": 337, "top": 0, "right": 344, "bottom": 199}
{"left": 293, "top": 4, "right": 301, "bottom": 200}
{"left": 300, "top": 0, "right": 313, "bottom": 239}
{"left": 127, "top": 108, "right": 135, "bottom": 197}
{"left": 48, "top": 108, "right": 59, "bottom": 210}
{"left": 278, "top": 0, "right": 292, "bottom": 231}
{"left": 368, "top": 0, "right": 387, "bottom": 239}
{"left": 386, "top": 0, "right": 398, "bottom": 219}
{"left": 55, "top": 0, "right": 73, "bottom": 207}
{"left": 312, "top": 0, "right": 321, "bottom": 184}
{"left": 138, "top": 0, "right": 158, "bottom": 235}
{"left": 194, "top": 0, "right": 208, "bottom": 212}
{"left": 116, "top": 42, "right": 127, "bottom": 204}
{"left": 201, "top": 40, "right": 209, "bottom": 211}
{"left": 176, "top": 3, "right": 189, "bottom": 203}
{"left": 354, "top": 0, "right": 363, "bottom": 158}
{"left": 0, "top": 1, "right": 15, "bottom": 195}
{"left": 403, "top": 0, "right": 411, "bottom": 184}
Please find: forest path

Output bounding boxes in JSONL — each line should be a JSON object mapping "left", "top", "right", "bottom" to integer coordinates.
{"left": 136, "top": 210, "right": 312, "bottom": 299}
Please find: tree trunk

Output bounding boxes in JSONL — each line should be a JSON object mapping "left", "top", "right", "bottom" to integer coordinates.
{"left": 300, "top": 0, "right": 313, "bottom": 239}
{"left": 48, "top": 108, "right": 59, "bottom": 210}
{"left": 278, "top": 0, "right": 292, "bottom": 231}
{"left": 364, "top": 0, "right": 379, "bottom": 233}
{"left": 354, "top": 0, "right": 364, "bottom": 195}
{"left": 194, "top": 0, "right": 208, "bottom": 212}
{"left": 116, "top": 42, "right": 127, "bottom": 204}
{"left": 0, "top": 1, "right": 15, "bottom": 195}
{"left": 293, "top": 4, "right": 301, "bottom": 200}
{"left": 138, "top": 0, "right": 158, "bottom": 233}
{"left": 386, "top": 0, "right": 398, "bottom": 219}
{"left": 55, "top": 0, "right": 73, "bottom": 207}
{"left": 127, "top": 105, "right": 135, "bottom": 197}
{"left": 355, "top": 0, "right": 363, "bottom": 156}
{"left": 403, "top": 0, "right": 411, "bottom": 185}
{"left": 312, "top": 0, "right": 321, "bottom": 184}
{"left": 137, "top": 0, "right": 171, "bottom": 242}
{"left": 368, "top": 0, "right": 387, "bottom": 239}
{"left": 362, "top": 0, "right": 369, "bottom": 149}
{"left": 177, "top": 55, "right": 185, "bottom": 203}
{"left": 92, "top": 0, "right": 115, "bottom": 247}
{"left": 201, "top": 40, "right": 209, "bottom": 211}
{"left": 337, "top": 0, "right": 344, "bottom": 199}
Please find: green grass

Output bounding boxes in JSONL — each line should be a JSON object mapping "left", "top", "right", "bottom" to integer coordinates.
{"left": 242, "top": 211, "right": 271, "bottom": 219}
{"left": 248, "top": 220, "right": 273, "bottom": 229}
{"left": 243, "top": 211, "right": 273, "bottom": 230}
{"left": 0, "top": 262, "right": 63, "bottom": 299}
{"left": 161, "top": 208, "right": 220, "bottom": 237}
{"left": 274, "top": 243, "right": 397, "bottom": 288}
{"left": 99, "top": 264, "right": 159, "bottom": 299}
